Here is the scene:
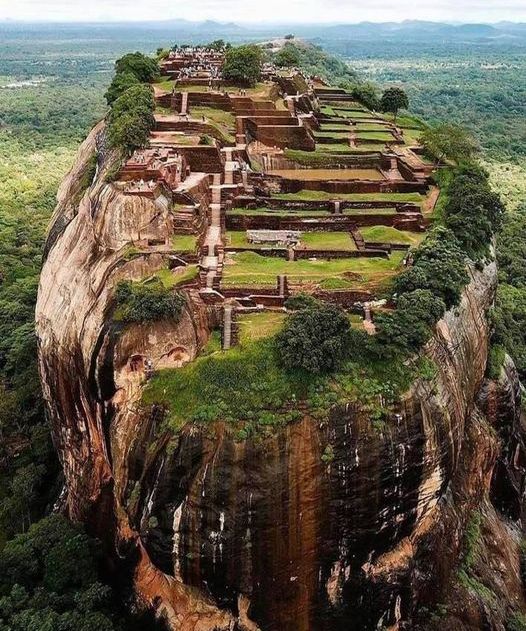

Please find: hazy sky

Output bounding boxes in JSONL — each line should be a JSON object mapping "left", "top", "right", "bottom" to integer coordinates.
{"left": 0, "top": 0, "right": 525, "bottom": 24}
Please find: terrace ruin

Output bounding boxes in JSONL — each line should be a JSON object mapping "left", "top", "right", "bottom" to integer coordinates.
{"left": 115, "top": 44, "right": 438, "bottom": 350}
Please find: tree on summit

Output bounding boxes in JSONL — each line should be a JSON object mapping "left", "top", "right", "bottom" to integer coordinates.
{"left": 275, "top": 303, "right": 351, "bottom": 373}
{"left": 114, "top": 52, "right": 159, "bottom": 83}
{"left": 222, "top": 45, "right": 263, "bottom": 87}
{"left": 380, "top": 87, "right": 409, "bottom": 123}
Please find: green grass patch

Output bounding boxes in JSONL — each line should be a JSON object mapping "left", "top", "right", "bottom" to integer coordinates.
{"left": 299, "top": 231, "right": 357, "bottom": 250}
{"left": 360, "top": 226, "right": 424, "bottom": 246}
{"left": 190, "top": 106, "right": 236, "bottom": 143}
{"left": 314, "top": 131, "right": 350, "bottom": 139}
{"left": 273, "top": 190, "right": 425, "bottom": 204}
{"left": 237, "top": 311, "right": 287, "bottom": 344}
{"left": 142, "top": 323, "right": 418, "bottom": 436}
{"left": 172, "top": 234, "right": 197, "bottom": 252}
{"left": 355, "top": 131, "right": 396, "bottom": 141}
{"left": 228, "top": 207, "right": 329, "bottom": 217}
{"left": 152, "top": 265, "right": 199, "bottom": 288}
{"left": 221, "top": 250, "right": 404, "bottom": 288}
{"left": 153, "top": 78, "right": 175, "bottom": 91}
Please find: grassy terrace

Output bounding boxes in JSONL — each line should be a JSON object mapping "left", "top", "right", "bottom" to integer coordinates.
{"left": 284, "top": 148, "right": 389, "bottom": 165}
{"left": 152, "top": 265, "right": 199, "bottom": 288}
{"left": 227, "top": 207, "right": 398, "bottom": 216}
{"left": 298, "top": 232, "right": 357, "bottom": 250}
{"left": 221, "top": 250, "right": 405, "bottom": 288}
{"left": 172, "top": 234, "right": 198, "bottom": 251}
{"left": 225, "top": 231, "right": 285, "bottom": 248}
{"left": 226, "top": 230, "right": 357, "bottom": 250}
{"left": 359, "top": 226, "right": 425, "bottom": 246}
{"left": 272, "top": 190, "right": 425, "bottom": 204}
{"left": 314, "top": 130, "right": 350, "bottom": 139}
{"left": 154, "top": 78, "right": 272, "bottom": 97}
{"left": 227, "top": 207, "right": 329, "bottom": 216}
{"left": 190, "top": 106, "right": 236, "bottom": 142}
{"left": 268, "top": 168, "right": 384, "bottom": 181}
{"left": 142, "top": 305, "right": 418, "bottom": 435}
{"left": 318, "top": 123, "right": 351, "bottom": 131}
{"left": 355, "top": 131, "right": 396, "bottom": 141}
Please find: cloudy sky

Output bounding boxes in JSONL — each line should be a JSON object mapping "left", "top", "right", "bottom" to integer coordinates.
{"left": 0, "top": 0, "right": 525, "bottom": 24}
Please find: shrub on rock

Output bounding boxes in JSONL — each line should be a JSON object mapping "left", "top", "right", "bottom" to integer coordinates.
{"left": 115, "top": 281, "right": 185, "bottom": 324}
{"left": 104, "top": 71, "right": 140, "bottom": 106}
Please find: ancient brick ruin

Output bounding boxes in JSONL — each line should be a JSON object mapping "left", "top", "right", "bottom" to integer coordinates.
{"left": 116, "top": 46, "right": 437, "bottom": 347}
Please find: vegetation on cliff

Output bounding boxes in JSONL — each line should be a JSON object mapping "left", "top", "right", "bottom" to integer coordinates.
{"left": 114, "top": 280, "right": 185, "bottom": 324}
{"left": 492, "top": 201, "right": 526, "bottom": 379}
{"left": 275, "top": 303, "right": 351, "bottom": 372}
{"left": 107, "top": 84, "right": 156, "bottom": 153}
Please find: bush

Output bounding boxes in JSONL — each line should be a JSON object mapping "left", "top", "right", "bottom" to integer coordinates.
{"left": 284, "top": 293, "right": 320, "bottom": 310}
{"left": 375, "top": 290, "right": 446, "bottom": 357}
{"left": 115, "top": 280, "right": 185, "bottom": 324}
{"left": 199, "top": 134, "right": 214, "bottom": 146}
{"left": 443, "top": 168, "right": 505, "bottom": 259}
{"left": 222, "top": 45, "right": 263, "bottom": 87}
{"left": 420, "top": 123, "right": 479, "bottom": 165}
{"left": 350, "top": 83, "right": 379, "bottom": 110}
{"left": 393, "top": 226, "right": 468, "bottom": 308}
{"left": 275, "top": 303, "right": 351, "bottom": 373}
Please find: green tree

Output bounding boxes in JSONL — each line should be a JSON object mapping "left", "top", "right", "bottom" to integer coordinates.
{"left": 444, "top": 170, "right": 504, "bottom": 258}
{"left": 104, "top": 72, "right": 140, "bottom": 106}
{"left": 208, "top": 39, "right": 225, "bottom": 51}
{"left": 375, "top": 289, "right": 446, "bottom": 356}
{"left": 0, "top": 515, "right": 125, "bottom": 630}
{"left": 380, "top": 87, "right": 409, "bottom": 122}
{"left": 393, "top": 227, "right": 468, "bottom": 308}
{"left": 275, "top": 44, "right": 301, "bottom": 68}
{"left": 114, "top": 52, "right": 159, "bottom": 83}
{"left": 275, "top": 303, "right": 350, "bottom": 373}
{"left": 420, "top": 123, "right": 479, "bottom": 165}
{"left": 107, "top": 85, "right": 155, "bottom": 154}
{"left": 222, "top": 45, "right": 263, "bottom": 87}
{"left": 350, "top": 83, "right": 379, "bottom": 111}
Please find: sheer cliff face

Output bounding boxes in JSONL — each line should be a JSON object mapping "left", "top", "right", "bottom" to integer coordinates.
{"left": 37, "top": 133, "right": 526, "bottom": 631}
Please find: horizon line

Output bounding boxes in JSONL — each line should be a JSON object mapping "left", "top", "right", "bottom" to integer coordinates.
{"left": 1, "top": 17, "right": 525, "bottom": 27}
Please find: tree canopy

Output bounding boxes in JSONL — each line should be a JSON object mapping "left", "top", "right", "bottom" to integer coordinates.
{"left": 380, "top": 87, "right": 409, "bottom": 121}
{"left": 114, "top": 52, "right": 159, "bottom": 83}
{"left": 420, "top": 123, "right": 479, "bottom": 164}
{"left": 107, "top": 84, "right": 155, "bottom": 154}
{"left": 275, "top": 303, "right": 351, "bottom": 373}
{"left": 222, "top": 45, "right": 263, "bottom": 87}
{"left": 275, "top": 43, "right": 301, "bottom": 68}
{"left": 115, "top": 280, "right": 185, "bottom": 324}
{"left": 104, "top": 72, "right": 141, "bottom": 106}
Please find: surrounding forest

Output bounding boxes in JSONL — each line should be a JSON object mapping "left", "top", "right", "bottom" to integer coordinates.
{"left": 0, "top": 21, "right": 524, "bottom": 628}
